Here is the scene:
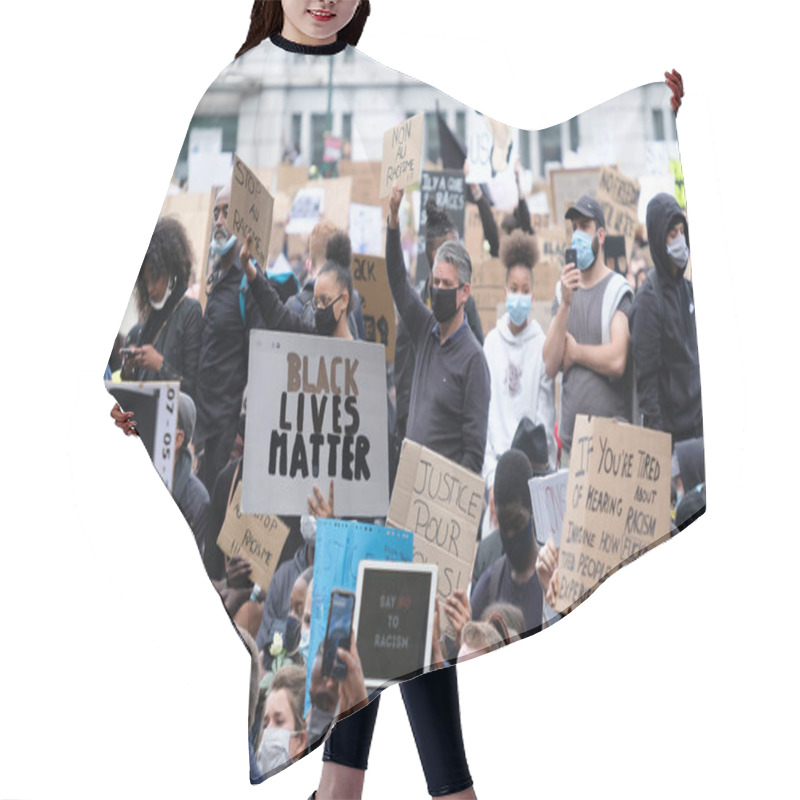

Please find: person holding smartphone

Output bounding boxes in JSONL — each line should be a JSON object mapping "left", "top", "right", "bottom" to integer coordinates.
{"left": 542, "top": 195, "right": 634, "bottom": 468}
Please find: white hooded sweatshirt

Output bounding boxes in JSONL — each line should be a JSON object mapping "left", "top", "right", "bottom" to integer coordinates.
{"left": 482, "top": 312, "right": 556, "bottom": 487}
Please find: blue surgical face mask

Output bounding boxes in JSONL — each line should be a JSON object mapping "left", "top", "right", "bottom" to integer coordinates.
{"left": 571, "top": 229, "right": 596, "bottom": 271}
{"left": 298, "top": 626, "right": 310, "bottom": 664}
{"left": 506, "top": 291, "right": 532, "bottom": 326}
{"left": 210, "top": 233, "right": 237, "bottom": 257}
{"left": 666, "top": 233, "right": 689, "bottom": 271}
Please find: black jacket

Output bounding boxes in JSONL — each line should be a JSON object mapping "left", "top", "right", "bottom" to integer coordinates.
{"left": 630, "top": 193, "right": 702, "bottom": 442}
{"left": 124, "top": 293, "right": 203, "bottom": 400}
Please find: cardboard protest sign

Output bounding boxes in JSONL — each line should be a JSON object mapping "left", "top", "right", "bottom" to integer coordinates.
{"left": 380, "top": 114, "right": 424, "bottom": 198}
{"left": 354, "top": 561, "right": 438, "bottom": 687}
{"left": 553, "top": 415, "right": 672, "bottom": 615}
{"left": 242, "top": 332, "right": 389, "bottom": 517}
{"left": 159, "top": 189, "right": 214, "bottom": 288}
{"left": 286, "top": 186, "right": 324, "bottom": 235}
{"left": 321, "top": 176, "right": 353, "bottom": 231}
{"left": 463, "top": 203, "right": 486, "bottom": 262}
{"left": 105, "top": 381, "right": 180, "bottom": 492}
{"left": 339, "top": 160, "right": 382, "bottom": 206}
{"left": 470, "top": 256, "right": 505, "bottom": 335}
{"left": 548, "top": 167, "right": 601, "bottom": 226}
{"left": 349, "top": 203, "right": 383, "bottom": 256}
{"left": 596, "top": 166, "right": 641, "bottom": 265}
{"left": 387, "top": 441, "right": 483, "bottom": 636}
{"left": 529, "top": 469, "right": 569, "bottom": 548}
{"left": 229, "top": 154, "right": 274, "bottom": 270}
{"left": 276, "top": 163, "right": 308, "bottom": 198}
{"left": 417, "top": 169, "right": 467, "bottom": 281}
{"left": 216, "top": 482, "right": 290, "bottom": 589}
{"left": 306, "top": 519, "right": 413, "bottom": 717}
{"left": 268, "top": 191, "right": 292, "bottom": 263}
{"left": 351, "top": 254, "right": 396, "bottom": 363}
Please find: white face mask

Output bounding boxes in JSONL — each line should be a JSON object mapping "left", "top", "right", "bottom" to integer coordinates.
{"left": 300, "top": 514, "right": 317, "bottom": 546}
{"left": 210, "top": 233, "right": 237, "bottom": 257}
{"left": 258, "top": 727, "right": 299, "bottom": 773}
{"left": 298, "top": 626, "right": 311, "bottom": 664}
{"left": 666, "top": 233, "right": 689, "bottom": 270}
{"left": 149, "top": 277, "right": 175, "bottom": 310}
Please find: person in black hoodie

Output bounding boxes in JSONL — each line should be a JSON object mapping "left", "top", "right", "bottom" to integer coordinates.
{"left": 630, "top": 192, "right": 703, "bottom": 443}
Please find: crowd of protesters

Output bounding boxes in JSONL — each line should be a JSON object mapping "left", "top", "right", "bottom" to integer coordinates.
{"left": 107, "top": 120, "right": 702, "bottom": 790}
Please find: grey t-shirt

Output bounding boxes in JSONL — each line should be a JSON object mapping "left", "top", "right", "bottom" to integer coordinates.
{"left": 551, "top": 272, "right": 633, "bottom": 450}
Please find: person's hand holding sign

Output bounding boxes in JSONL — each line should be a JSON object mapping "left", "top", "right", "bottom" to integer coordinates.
{"left": 110, "top": 403, "right": 138, "bottom": 437}
{"left": 388, "top": 183, "right": 404, "bottom": 229}
{"left": 536, "top": 537, "right": 560, "bottom": 606}
{"left": 308, "top": 479, "right": 335, "bottom": 519}
{"left": 443, "top": 589, "right": 472, "bottom": 650}
{"left": 240, "top": 232, "right": 258, "bottom": 283}
{"left": 337, "top": 631, "right": 369, "bottom": 716}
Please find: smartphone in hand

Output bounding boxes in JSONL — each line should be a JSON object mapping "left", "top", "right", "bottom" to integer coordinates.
{"left": 322, "top": 589, "right": 355, "bottom": 682}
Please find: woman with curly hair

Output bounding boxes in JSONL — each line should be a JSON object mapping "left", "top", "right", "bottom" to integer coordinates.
{"left": 119, "top": 216, "right": 203, "bottom": 400}
{"left": 482, "top": 229, "right": 556, "bottom": 491}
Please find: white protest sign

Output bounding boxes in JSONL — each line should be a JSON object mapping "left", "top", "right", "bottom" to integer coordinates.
{"left": 286, "top": 186, "right": 325, "bottom": 235}
{"left": 349, "top": 203, "right": 383, "bottom": 256}
{"left": 465, "top": 111, "right": 493, "bottom": 184}
{"left": 354, "top": 560, "right": 438, "bottom": 687}
{"left": 241, "top": 331, "right": 389, "bottom": 517}
{"left": 529, "top": 469, "right": 569, "bottom": 548}
{"left": 105, "top": 381, "right": 180, "bottom": 492}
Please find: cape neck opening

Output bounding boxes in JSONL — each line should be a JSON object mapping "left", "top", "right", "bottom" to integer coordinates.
{"left": 270, "top": 32, "right": 348, "bottom": 56}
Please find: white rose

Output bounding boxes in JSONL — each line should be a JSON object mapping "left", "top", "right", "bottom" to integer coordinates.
{"left": 269, "top": 632, "right": 284, "bottom": 658}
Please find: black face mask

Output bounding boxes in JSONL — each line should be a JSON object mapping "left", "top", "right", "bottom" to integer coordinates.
{"left": 315, "top": 294, "right": 344, "bottom": 336}
{"left": 500, "top": 518, "right": 534, "bottom": 572}
{"left": 431, "top": 286, "right": 459, "bottom": 323}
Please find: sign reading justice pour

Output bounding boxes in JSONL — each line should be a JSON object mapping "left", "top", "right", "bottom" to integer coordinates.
{"left": 387, "top": 441, "right": 483, "bottom": 635}
{"left": 242, "top": 331, "right": 389, "bottom": 517}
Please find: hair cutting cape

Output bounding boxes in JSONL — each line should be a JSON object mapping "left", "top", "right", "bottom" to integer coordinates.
{"left": 105, "top": 33, "right": 704, "bottom": 784}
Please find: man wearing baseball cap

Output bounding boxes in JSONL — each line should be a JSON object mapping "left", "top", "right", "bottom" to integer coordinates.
{"left": 542, "top": 194, "right": 633, "bottom": 466}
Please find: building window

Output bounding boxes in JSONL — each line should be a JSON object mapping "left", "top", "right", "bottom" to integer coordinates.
{"left": 519, "top": 129, "right": 531, "bottom": 169}
{"left": 291, "top": 113, "right": 303, "bottom": 152}
{"left": 652, "top": 109, "right": 665, "bottom": 141}
{"left": 569, "top": 116, "right": 580, "bottom": 151}
{"left": 455, "top": 111, "right": 466, "bottom": 146}
{"left": 538, "top": 123, "right": 563, "bottom": 169}
{"left": 342, "top": 113, "right": 352, "bottom": 146}
{"left": 311, "top": 113, "right": 328, "bottom": 168}
{"left": 177, "top": 115, "right": 239, "bottom": 180}
{"left": 425, "top": 111, "right": 441, "bottom": 165}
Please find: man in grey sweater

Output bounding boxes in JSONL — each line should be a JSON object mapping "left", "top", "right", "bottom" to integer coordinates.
{"left": 386, "top": 185, "right": 491, "bottom": 474}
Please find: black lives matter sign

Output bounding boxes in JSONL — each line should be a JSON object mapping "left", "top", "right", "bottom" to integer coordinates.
{"left": 241, "top": 331, "right": 389, "bottom": 517}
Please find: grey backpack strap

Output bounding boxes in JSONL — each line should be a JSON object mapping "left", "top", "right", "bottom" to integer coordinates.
{"left": 601, "top": 273, "right": 633, "bottom": 344}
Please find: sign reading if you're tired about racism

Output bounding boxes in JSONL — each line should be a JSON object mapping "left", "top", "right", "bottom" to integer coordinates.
{"left": 241, "top": 331, "right": 389, "bottom": 517}
{"left": 553, "top": 415, "right": 672, "bottom": 615}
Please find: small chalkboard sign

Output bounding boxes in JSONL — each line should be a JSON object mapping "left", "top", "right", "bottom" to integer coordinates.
{"left": 353, "top": 561, "right": 438, "bottom": 689}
